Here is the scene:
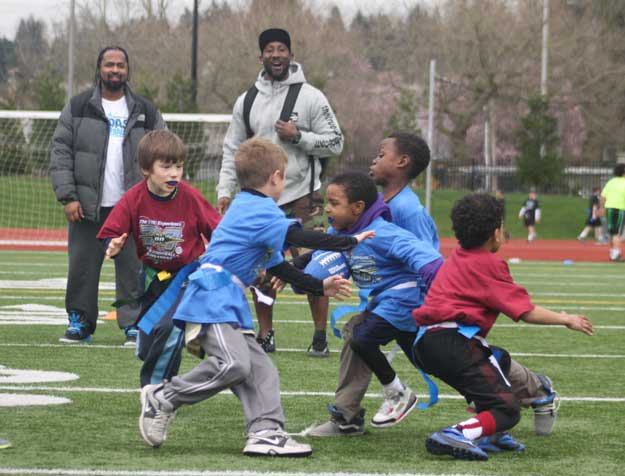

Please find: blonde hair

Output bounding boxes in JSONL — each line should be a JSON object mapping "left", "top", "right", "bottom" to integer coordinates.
{"left": 235, "top": 137, "right": 288, "bottom": 189}
{"left": 138, "top": 130, "right": 186, "bottom": 171}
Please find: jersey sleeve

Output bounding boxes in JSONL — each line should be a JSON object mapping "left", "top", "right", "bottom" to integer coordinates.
{"left": 258, "top": 213, "right": 297, "bottom": 269}
{"left": 481, "top": 259, "right": 534, "bottom": 321}
{"left": 193, "top": 190, "right": 221, "bottom": 240}
{"left": 386, "top": 232, "right": 442, "bottom": 274}
{"left": 97, "top": 195, "right": 132, "bottom": 240}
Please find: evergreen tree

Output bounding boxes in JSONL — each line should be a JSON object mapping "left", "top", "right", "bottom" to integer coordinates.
{"left": 515, "top": 95, "right": 564, "bottom": 188}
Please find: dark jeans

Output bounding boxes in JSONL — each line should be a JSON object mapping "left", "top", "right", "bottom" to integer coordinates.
{"left": 348, "top": 310, "right": 419, "bottom": 385}
{"left": 66, "top": 206, "right": 141, "bottom": 333}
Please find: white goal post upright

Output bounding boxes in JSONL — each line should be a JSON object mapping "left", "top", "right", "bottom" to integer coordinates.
{"left": 0, "top": 110, "right": 231, "bottom": 248}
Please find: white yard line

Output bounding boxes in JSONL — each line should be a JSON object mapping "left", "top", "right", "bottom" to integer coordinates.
{"left": 0, "top": 385, "right": 622, "bottom": 403}
{"left": 0, "top": 469, "right": 466, "bottom": 476}
{"left": 0, "top": 342, "right": 623, "bottom": 358}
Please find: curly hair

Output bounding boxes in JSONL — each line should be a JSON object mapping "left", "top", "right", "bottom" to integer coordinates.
{"left": 614, "top": 163, "right": 625, "bottom": 177}
{"left": 451, "top": 193, "right": 504, "bottom": 249}
{"left": 329, "top": 172, "right": 378, "bottom": 210}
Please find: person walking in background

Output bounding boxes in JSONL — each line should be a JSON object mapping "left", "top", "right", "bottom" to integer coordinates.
{"left": 50, "top": 46, "right": 166, "bottom": 344}
{"left": 578, "top": 187, "right": 606, "bottom": 243}
{"left": 599, "top": 164, "right": 625, "bottom": 261}
{"left": 216, "top": 28, "right": 344, "bottom": 354}
{"left": 518, "top": 190, "right": 540, "bottom": 243}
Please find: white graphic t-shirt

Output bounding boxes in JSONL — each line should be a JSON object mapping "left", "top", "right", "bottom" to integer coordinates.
{"left": 101, "top": 97, "right": 129, "bottom": 206}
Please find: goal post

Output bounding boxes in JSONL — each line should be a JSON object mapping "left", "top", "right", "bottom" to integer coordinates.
{"left": 0, "top": 110, "right": 231, "bottom": 249}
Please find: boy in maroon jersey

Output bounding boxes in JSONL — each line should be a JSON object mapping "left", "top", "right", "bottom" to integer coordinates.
{"left": 98, "top": 130, "right": 220, "bottom": 386}
{"left": 412, "top": 193, "right": 593, "bottom": 461}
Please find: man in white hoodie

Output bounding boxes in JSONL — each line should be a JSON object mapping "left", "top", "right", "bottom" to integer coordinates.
{"left": 217, "top": 28, "right": 344, "bottom": 354}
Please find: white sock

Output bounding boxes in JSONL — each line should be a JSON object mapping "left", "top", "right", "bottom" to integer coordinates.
{"left": 383, "top": 376, "right": 404, "bottom": 394}
{"left": 456, "top": 417, "right": 484, "bottom": 440}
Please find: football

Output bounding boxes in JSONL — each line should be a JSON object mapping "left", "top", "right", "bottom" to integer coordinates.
{"left": 292, "top": 251, "right": 350, "bottom": 294}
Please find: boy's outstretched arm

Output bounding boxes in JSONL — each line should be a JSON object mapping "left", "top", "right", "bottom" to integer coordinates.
{"left": 520, "top": 305, "right": 593, "bottom": 336}
{"left": 105, "top": 233, "right": 128, "bottom": 258}
{"left": 267, "top": 261, "right": 351, "bottom": 299}
{"left": 284, "top": 225, "right": 374, "bottom": 251}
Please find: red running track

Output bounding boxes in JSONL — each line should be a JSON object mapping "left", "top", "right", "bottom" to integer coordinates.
{"left": 0, "top": 228, "right": 614, "bottom": 263}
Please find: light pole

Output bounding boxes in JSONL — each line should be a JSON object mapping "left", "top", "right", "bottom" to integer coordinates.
{"left": 425, "top": 59, "right": 436, "bottom": 214}
{"left": 67, "top": 0, "right": 75, "bottom": 101}
{"left": 191, "top": 0, "right": 199, "bottom": 110}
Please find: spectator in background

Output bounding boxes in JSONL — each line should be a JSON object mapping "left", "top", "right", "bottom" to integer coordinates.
{"left": 50, "top": 46, "right": 166, "bottom": 344}
{"left": 495, "top": 189, "right": 510, "bottom": 242}
{"left": 599, "top": 164, "right": 625, "bottom": 261}
{"left": 577, "top": 187, "right": 606, "bottom": 244}
{"left": 518, "top": 190, "right": 540, "bottom": 243}
{"left": 216, "top": 28, "right": 344, "bottom": 354}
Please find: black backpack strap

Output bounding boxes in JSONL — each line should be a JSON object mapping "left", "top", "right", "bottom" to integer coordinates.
{"left": 279, "top": 83, "right": 303, "bottom": 122}
{"left": 243, "top": 85, "right": 259, "bottom": 139}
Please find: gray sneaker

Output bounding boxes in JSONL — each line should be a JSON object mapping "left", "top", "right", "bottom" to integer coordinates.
{"left": 531, "top": 375, "right": 560, "bottom": 436}
{"left": 243, "top": 429, "right": 312, "bottom": 457}
{"left": 139, "top": 383, "right": 175, "bottom": 448}
{"left": 308, "top": 405, "right": 365, "bottom": 437}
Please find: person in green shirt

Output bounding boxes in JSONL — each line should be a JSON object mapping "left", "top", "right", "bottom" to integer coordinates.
{"left": 599, "top": 163, "right": 625, "bottom": 261}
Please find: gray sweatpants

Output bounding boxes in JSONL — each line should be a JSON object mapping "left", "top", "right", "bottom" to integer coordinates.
{"left": 162, "top": 323, "right": 285, "bottom": 434}
{"left": 66, "top": 206, "right": 141, "bottom": 333}
{"left": 334, "top": 314, "right": 549, "bottom": 421}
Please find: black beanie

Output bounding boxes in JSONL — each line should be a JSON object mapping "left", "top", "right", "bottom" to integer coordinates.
{"left": 259, "top": 28, "right": 291, "bottom": 52}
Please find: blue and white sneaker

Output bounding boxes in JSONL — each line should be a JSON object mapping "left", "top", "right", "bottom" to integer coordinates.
{"left": 477, "top": 432, "right": 525, "bottom": 453}
{"left": 426, "top": 427, "right": 489, "bottom": 461}
{"left": 59, "top": 311, "right": 92, "bottom": 344}
{"left": 531, "top": 375, "right": 560, "bottom": 435}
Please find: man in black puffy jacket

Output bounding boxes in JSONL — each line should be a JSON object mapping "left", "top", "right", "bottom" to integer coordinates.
{"left": 50, "top": 46, "right": 165, "bottom": 345}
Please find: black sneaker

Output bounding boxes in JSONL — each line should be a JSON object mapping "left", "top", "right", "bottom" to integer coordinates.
{"left": 307, "top": 340, "right": 330, "bottom": 358}
{"left": 59, "top": 311, "right": 92, "bottom": 344}
{"left": 256, "top": 330, "right": 276, "bottom": 353}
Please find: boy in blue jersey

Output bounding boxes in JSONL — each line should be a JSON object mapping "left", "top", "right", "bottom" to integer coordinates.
{"left": 305, "top": 171, "right": 443, "bottom": 436}
{"left": 308, "top": 133, "right": 439, "bottom": 435}
{"left": 138, "top": 137, "right": 371, "bottom": 457}
{"left": 307, "top": 133, "right": 438, "bottom": 358}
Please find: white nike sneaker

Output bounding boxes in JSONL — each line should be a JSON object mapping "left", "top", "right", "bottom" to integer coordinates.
{"left": 371, "top": 385, "right": 418, "bottom": 428}
{"left": 243, "top": 428, "right": 312, "bottom": 457}
{"left": 139, "top": 383, "right": 176, "bottom": 448}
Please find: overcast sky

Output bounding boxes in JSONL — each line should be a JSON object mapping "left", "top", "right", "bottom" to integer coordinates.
{"left": 0, "top": 0, "right": 425, "bottom": 40}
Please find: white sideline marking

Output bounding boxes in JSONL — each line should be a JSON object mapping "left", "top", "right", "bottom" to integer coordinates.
{"left": 0, "top": 385, "right": 623, "bottom": 403}
{"left": 0, "top": 393, "right": 71, "bottom": 407}
{"left": 0, "top": 470, "right": 460, "bottom": 476}
{"left": 0, "top": 368, "right": 79, "bottom": 383}
{"left": 0, "top": 342, "right": 623, "bottom": 359}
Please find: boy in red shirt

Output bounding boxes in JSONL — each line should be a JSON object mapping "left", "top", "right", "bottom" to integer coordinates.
{"left": 412, "top": 193, "right": 593, "bottom": 461}
{"left": 98, "top": 130, "right": 220, "bottom": 387}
